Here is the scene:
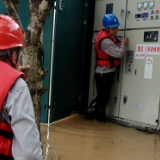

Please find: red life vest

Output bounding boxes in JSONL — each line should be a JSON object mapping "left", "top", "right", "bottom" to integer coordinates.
{"left": 0, "top": 61, "right": 26, "bottom": 160}
{"left": 95, "top": 29, "right": 120, "bottom": 68}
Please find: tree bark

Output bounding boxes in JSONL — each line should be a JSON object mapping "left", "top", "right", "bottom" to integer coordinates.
{"left": 3, "top": 0, "right": 55, "bottom": 130}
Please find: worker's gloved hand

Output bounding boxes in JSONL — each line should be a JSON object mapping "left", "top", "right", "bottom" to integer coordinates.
{"left": 121, "top": 37, "right": 128, "bottom": 46}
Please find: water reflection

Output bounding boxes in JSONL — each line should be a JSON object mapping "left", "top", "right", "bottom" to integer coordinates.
{"left": 44, "top": 124, "right": 50, "bottom": 160}
{"left": 42, "top": 124, "right": 60, "bottom": 160}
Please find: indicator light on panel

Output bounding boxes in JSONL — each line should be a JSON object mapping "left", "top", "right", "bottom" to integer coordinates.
{"left": 156, "top": 9, "right": 159, "bottom": 12}
{"left": 151, "top": 16, "right": 153, "bottom": 18}
{"left": 156, "top": 15, "right": 159, "bottom": 18}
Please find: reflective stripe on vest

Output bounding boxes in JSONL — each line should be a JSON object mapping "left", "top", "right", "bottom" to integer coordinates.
{"left": 95, "top": 29, "right": 120, "bottom": 68}
{"left": 0, "top": 61, "right": 26, "bottom": 159}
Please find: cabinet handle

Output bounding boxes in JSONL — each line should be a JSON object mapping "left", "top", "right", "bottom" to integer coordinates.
{"left": 127, "top": 10, "right": 130, "bottom": 18}
{"left": 121, "top": 9, "right": 124, "bottom": 17}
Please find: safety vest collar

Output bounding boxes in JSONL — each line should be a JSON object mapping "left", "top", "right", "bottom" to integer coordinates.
{"left": 99, "top": 29, "right": 118, "bottom": 44}
{"left": 0, "top": 61, "right": 26, "bottom": 111}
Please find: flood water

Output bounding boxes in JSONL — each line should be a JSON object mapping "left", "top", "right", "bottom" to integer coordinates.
{"left": 41, "top": 114, "right": 160, "bottom": 160}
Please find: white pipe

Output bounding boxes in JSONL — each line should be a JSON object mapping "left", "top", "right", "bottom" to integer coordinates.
{"left": 48, "top": 5, "right": 56, "bottom": 125}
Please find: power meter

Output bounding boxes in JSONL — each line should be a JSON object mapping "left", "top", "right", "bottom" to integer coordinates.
{"left": 143, "top": 2, "right": 148, "bottom": 9}
{"left": 137, "top": 2, "right": 143, "bottom": 10}
{"left": 149, "top": 1, "right": 155, "bottom": 9}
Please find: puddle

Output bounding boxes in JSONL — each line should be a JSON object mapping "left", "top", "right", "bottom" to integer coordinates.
{"left": 41, "top": 114, "right": 160, "bottom": 160}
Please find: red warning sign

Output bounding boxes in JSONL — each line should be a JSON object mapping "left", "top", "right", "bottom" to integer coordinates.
{"left": 137, "top": 44, "right": 160, "bottom": 55}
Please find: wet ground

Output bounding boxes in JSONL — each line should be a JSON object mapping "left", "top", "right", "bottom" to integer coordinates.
{"left": 41, "top": 114, "right": 160, "bottom": 160}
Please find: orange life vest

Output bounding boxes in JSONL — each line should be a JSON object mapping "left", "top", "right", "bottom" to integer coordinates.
{"left": 0, "top": 61, "right": 26, "bottom": 160}
{"left": 95, "top": 29, "right": 120, "bottom": 68}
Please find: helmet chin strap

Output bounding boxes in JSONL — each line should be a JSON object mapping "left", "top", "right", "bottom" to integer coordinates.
{"left": 6, "top": 50, "right": 12, "bottom": 63}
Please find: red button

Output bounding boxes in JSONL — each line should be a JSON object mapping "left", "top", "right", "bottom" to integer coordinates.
{"left": 156, "top": 9, "right": 159, "bottom": 12}
{"left": 151, "top": 16, "right": 153, "bottom": 18}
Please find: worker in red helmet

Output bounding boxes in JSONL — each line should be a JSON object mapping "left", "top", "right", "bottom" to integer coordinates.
{"left": 0, "top": 15, "right": 42, "bottom": 160}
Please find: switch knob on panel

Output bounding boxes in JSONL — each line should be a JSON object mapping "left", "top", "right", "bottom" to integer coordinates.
{"left": 135, "top": 14, "right": 141, "bottom": 18}
{"left": 123, "top": 96, "right": 128, "bottom": 104}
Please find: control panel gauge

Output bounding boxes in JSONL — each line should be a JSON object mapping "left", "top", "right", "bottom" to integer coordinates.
{"left": 149, "top": 1, "right": 155, "bottom": 9}
{"left": 143, "top": 2, "right": 148, "bottom": 9}
{"left": 137, "top": 2, "right": 143, "bottom": 10}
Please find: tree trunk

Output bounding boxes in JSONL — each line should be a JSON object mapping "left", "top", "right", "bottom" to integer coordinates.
{"left": 3, "top": 0, "right": 55, "bottom": 130}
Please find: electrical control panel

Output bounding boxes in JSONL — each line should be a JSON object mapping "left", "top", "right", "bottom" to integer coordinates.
{"left": 120, "top": 29, "right": 160, "bottom": 126}
{"left": 126, "top": 0, "right": 160, "bottom": 29}
{"left": 92, "top": 0, "right": 160, "bottom": 127}
{"left": 93, "top": 0, "right": 126, "bottom": 31}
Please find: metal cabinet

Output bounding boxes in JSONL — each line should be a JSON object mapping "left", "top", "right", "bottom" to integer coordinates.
{"left": 93, "top": 0, "right": 127, "bottom": 31}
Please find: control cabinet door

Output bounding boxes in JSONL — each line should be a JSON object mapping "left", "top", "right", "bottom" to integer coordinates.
{"left": 126, "top": 0, "right": 160, "bottom": 29}
{"left": 120, "top": 30, "right": 160, "bottom": 126}
{"left": 106, "top": 31, "right": 125, "bottom": 118}
{"left": 94, "top": 0, "right": 126, "bottom": 31}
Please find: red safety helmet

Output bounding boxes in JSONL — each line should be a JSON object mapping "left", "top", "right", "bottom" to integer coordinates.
{"left": 0, "top": 15, "right": 26, "bottom": 50}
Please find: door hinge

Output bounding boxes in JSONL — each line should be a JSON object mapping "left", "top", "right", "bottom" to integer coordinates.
{"left": 78, "top": 96, "right": 81, "bottom": 101}
{"left": 83, "top": 20, "right": 87, "bottom": 25}
{"left": 78, "top": 94, "right": 83, "bottom": 101}
{"left": 45, "top": 104, "right": 50, "bottom": 110}
{"left": 84, "top": 3, "right": 88, "bottom": 7}
{"left": 53, "top": 89, "right": 56, "bottom": 101}
{"left": 59, "top": 0, "right": 65, "bottom": 11}
{"left": 83, "top": 2, "right": 88, "bottom": 25}
{"left": 52, "top": 89, "right": 56, "bottom": 119}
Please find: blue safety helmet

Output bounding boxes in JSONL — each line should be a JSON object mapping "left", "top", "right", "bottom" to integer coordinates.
{"left": 103, "top": 14, "right": 120, "bottom": 28}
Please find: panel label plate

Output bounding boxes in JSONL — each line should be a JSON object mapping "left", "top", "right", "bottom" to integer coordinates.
{"left": 144, "top": 64, "right": 153, "bottom": 79}
{"left": 134, "top": 52, "right": 146, "bottom": 59}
